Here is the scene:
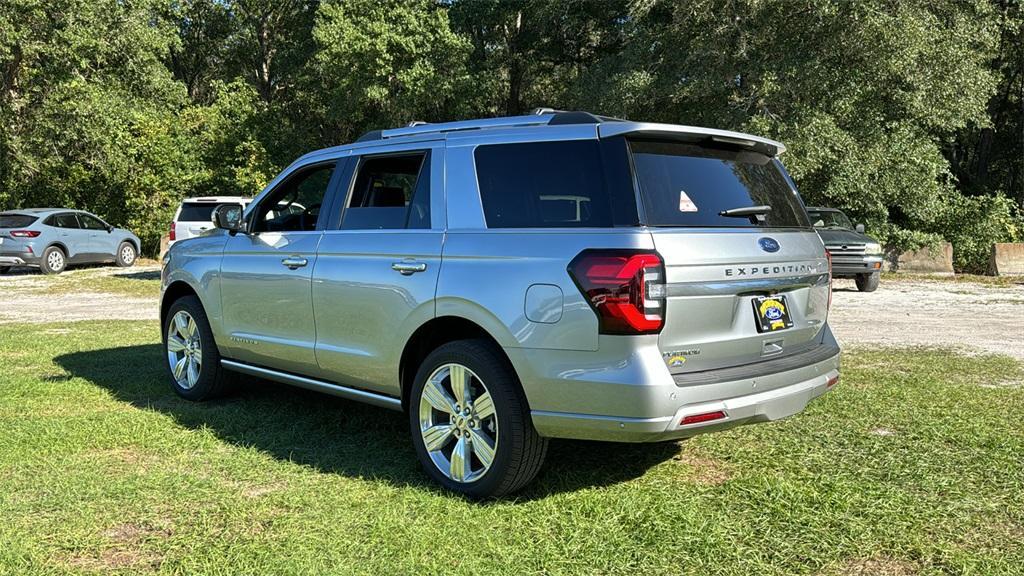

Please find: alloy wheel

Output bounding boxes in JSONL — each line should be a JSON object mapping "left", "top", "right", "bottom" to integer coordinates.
{"left": 121, "top": 245, "right": 135, "bottom": 265}
{"left": 166, "top": 310, "right": 202, "bottom": 389}
{"left": 47, "top": 250, "right": 64, "bottom": 271}
{"left": 418, "top": 363, "right": 498, "bottom": 483}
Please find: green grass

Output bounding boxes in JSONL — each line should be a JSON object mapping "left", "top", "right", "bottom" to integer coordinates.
{"left": 1, "top": 321, "right": 1023, "bottom": 575}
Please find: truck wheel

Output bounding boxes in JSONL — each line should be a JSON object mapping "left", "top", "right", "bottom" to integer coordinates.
{"left": 116, "top": 241, "right": 137, "bottom": 267}
{"left": 0, "top": 266, "right": 10, "bottom": 275}
{"left": 163, "top": 295, "right": 235, "bottom": 400}
{"left": 409, "top": 339, "right": 548, "bottom": 499}
{"left": 41, "top": 246, "right": 66, "bottom": 275}
{"left": 855, "top": 272, "right": 880, "bottom": 292}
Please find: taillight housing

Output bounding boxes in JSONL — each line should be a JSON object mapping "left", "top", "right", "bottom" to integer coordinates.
{"left": 568, "top": 250, "right": 666, "bottom": 335}
{"left": 9, "top": 230, "right": 40, "bottom": 238}
{"left": 168, "top": 219, "right": 176, "bottom": 242}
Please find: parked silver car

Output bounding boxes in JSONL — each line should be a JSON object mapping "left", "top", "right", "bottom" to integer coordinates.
{"left": 0, "top": 208, "right": 140, "bottom": 274}
{"left": 160, "top": 110, "right": 840, "bottom": 497}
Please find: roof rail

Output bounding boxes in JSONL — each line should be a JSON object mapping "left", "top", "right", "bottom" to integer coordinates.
{"left": 352, "top": 110, "right": 623, "bottom": 143}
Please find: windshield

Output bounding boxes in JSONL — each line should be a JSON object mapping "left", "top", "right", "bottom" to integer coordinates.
{"left": 0, "top": 214, "right": 38, "bottom": 228}
{"left": 807, "top": 210, "right": 853, "bottom": 229}
{"left": 629, "top": 140, "right": 810, "bottom": 228}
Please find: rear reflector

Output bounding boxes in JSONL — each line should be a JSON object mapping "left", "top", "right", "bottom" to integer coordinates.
{"left": 827, "top": 375, "right": 839, "bottom": 388}
{"left": 680, "top": 410, "right": 727, "bottom": 426}
{"left": 568, "top": 250, "right": 665, "bottom": 335}
{"left": 9, "top": 230, "right": 40, "bottom": 238}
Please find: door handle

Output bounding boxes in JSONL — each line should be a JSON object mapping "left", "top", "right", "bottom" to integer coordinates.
{"left": 281, "top": 256, "right": 308, "bottom": 269}
{"left": 391, "top": 261, "right": 427, "bottom": 275}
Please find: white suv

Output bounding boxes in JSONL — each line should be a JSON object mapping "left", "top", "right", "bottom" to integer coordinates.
{"left": 168, "top": 197, "right": 252, "bottom": 246}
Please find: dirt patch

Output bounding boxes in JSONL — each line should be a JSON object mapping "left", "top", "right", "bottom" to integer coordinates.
{"left": 832, "top": 557, "right": 918, "bottom": 576}
{"left": 829, "top": 278, "right": 1024, "bottom": 360}
{"left": 671, "top": 446, "right": 732, "bottom": 485}
{"left": 0, "top": 265, "right": 159, "bottom": 324}
{"left": 59, "top": 522, "right": 171, "bottom": 572}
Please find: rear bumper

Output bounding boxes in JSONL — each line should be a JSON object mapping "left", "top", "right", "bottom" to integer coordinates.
{"left": 515, "top": 325, "right": 840, "bottom": 442}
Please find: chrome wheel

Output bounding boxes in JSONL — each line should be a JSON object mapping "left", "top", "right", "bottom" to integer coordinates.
{"left": 120, "top": 244, "right": 135, "bottom": 265}
{"left": 418, "top": 363, "right": 498, "bottom": 483}
{"left": 166, "top": 310, "right": 202, "bottom": 390}
{"left": 47, "top": 250, "right": 64, "bottom": 271}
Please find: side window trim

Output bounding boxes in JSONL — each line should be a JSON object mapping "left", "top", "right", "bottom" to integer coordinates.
{"left": 247, "top": 159, "right": 345, "bottom": 234}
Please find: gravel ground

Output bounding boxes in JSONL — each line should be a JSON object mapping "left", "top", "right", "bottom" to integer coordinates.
{"left": 1, "top": 268, "right": 1022, "bottom": 359}
{"left": 829, "top": 277, "right": 1024, "bottom": 360}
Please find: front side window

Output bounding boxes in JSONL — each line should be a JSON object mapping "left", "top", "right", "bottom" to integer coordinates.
{"left": 341, "top": 152, "right": 431, "bottom": 230}
{"left": 79, "top": 214, "right": 108, "bottom": 230}
{"left": 630, "top": 140, "right": 810, "bottom": 228}
{"left": 252, "top": 163, "right": 336, "bottom": 233}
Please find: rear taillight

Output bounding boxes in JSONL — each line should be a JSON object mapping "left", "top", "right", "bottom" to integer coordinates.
{"left": 568, "top": 250, "right": 665, "bottom": 335}
{"left": 825, "top": 250, "right": 833, "bottom": 310}
{"left": 9, "top": 230, "right": 40, "bottom": 238}
{"left": 168, "top": 219, "right": 176, "bottom": 242}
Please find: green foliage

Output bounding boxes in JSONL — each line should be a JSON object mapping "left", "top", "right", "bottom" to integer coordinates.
{"left": 0, "top": 0, "right": 1020, "bottom": 265}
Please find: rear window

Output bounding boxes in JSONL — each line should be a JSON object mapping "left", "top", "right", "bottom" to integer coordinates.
{"left": 630, "top": 140, "right": 810, "bottom": 228}
{"left": 176, "top": 202, "right": 221, "bottom": 222}
{"left": 0, "top": 214, "right": 38, "bottom": 228}
{"left": 474, "top": 139, "right": 637, "bottom": 228}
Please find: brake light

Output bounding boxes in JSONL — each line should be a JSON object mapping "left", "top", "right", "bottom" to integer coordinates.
{"left": 9, "top": 230, "right": 40, "bottom": 238}
{"left": 168, "top": 219, "right": 176, "bottom": 242}
{"left": 680, "top": 410, "right": 727, "bottom": 426}
{"left": 825, "top": 250, "right": 833, "bottom": 310}
{"left": 568, "top": 250, "right": 665, "bottom": 335}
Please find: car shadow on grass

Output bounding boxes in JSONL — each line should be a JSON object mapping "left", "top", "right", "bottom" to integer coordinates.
{"left": 55, "top": 344, "right": 679, "bottom": 500}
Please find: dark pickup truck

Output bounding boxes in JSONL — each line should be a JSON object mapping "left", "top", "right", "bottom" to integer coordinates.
{"left": 807, "top": 207, "right": 883, "bottom": 292}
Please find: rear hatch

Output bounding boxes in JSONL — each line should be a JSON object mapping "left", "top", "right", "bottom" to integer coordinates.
{"left": 628, "top": 139, "right": 830, "bottom": 375}
{"left": 0, "top": 213, "right": 40, "bottom": 251}
{"left": 174, "top": 201, "right": 229, "bottom": 241}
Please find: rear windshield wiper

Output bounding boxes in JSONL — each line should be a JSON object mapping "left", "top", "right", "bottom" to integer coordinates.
{"left": 719, "top": 205, "right": 772, "bottom": 222}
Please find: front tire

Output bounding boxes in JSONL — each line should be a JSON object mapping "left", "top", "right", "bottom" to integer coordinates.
{"left": 163, "top": 295, "right": 235, "bottom": 400}
{"left": 0, "top": 266, "right": 10, "bottom": 275}
{"left": 855, "top": 272, "right": 880, "bottom": 292}
{"left": 41, "top": 246, "right": 66, "bottom": 275}
{"left": 409, "top": 339, "right": 548, "bottom": 499}
{"left": 116, "top": 241, "right": 137, "bottom": 267}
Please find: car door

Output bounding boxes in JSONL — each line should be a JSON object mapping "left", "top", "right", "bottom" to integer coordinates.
{"left": 76, "top": 213, "right": 112, "bottom": 261}
{"left": 44, "top": 213, "right": 86, "bottom": 260}
{"left": 312, "top": 142, "right": 445, "bottom": 396}
{"left": 219, "top": 160, "right": 344, "bottom": 375}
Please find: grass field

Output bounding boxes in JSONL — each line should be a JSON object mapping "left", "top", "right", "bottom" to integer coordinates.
{"left": 1, "top": 321, "right": 1023, "bottom": 575}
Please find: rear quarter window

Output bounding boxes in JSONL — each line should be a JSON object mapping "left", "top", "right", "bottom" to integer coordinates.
{"left": 474, "top": 139, "right": 637, "bottom": 228}
{"left": 0, "top": 214, "right": 38, "bottom": 228}
{"left": 630, "top": 140, "right": 810, "bottom": 228}
{"left": 176, "top": 203, "right": 221, "bottom": 222}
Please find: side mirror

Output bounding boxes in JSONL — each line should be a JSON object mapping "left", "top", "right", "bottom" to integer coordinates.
{"left": 213, "top": 203, "right": 244, "bottom": 233}
{"left": 106, "top": 225, "right": 114, "bottom": 233}
{"left": 855, "top": 223, "right": 865, "bottom": 234}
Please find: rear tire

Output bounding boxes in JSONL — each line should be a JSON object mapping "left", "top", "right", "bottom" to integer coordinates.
{"left": 163, "top": 295, "right": 235, "bottom": 401}
{"left": 41, "top": 246, "right": 66, "bottom": 275}
{"left": 116, "top": 241, "right": 137, "bottom": 267}
{"left": 409, "top": 339, "right": 548, "bottom": 499}
{"left": 855, "top": 272, "right": 879, "bottom": 292}
{"left": 0, "top": 266, "right": 10, "bottom": 275}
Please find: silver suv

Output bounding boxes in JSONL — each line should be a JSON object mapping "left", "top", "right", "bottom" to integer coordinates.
{"left": 160, "top": 110, "right": 840, "bottom": 497}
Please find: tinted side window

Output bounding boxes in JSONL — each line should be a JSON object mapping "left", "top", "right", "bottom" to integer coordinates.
{"left": 79, "top": 214, "right": 108, "bottom": 230}
{"left": 341, "top": 152, "right": 430, "bottom": 230}
{"left": 46, "top": 213, "right": 80, "bottom": 228}
{"left": 474, "top": 140, "right": 634, "bottom": 228}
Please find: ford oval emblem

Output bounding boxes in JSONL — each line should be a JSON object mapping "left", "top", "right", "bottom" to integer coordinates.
{"left": 759, "top": 237, "right": 780, "bottom": 253}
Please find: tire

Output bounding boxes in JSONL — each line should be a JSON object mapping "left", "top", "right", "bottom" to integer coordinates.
{"left": 116, "top": 241, "right": 137, "bottom": 267}
{"left": 855, "top": 272, "right": 880, "bottom": 292}
{"left": 40, "top": 246, "right": 66, "bottom": 275}
{"left": 163, "top": 295, "right": 235, "bottom": 401}
{"left": 0, "top": 266, "right": 10, "bottom": 275}
{"left": 409, "top": 339, "right": 548, "bottom": 499}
